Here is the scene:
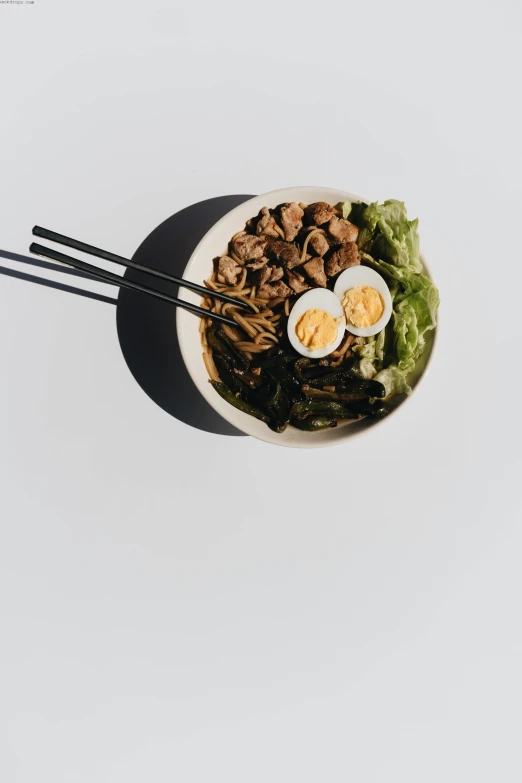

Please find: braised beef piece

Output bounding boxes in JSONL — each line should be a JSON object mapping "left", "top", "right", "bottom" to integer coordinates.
{"left": 303, "top": 257, "right": 327, "bottom": 287}
{"left": 279, "top": 201, "right": 304, "bottom": 242}
{"left": 304, "top": 202, "right": 335, "bottom": 226}
{"left": 216, "top": 256, "right": 242, "bottom": 285}
{"left": 257, "top": 281, "right": 293, "bottom": 299}
{"left": 232, "top": 233, "right": 266, "bottom": 261}
{"left": 246, "top": 257, "right": 268, "bottom": 271}
{"left": 265, "top": 239, "right": 302, "bottom": 270}
{"left": 256, "top": 207, "right": 280, "bottom": 239}
{"left": 250, "top": 265, "right": 271, "bottom": 286}
{"left": 268, "top": 266, "right": 284, "bottom": 282}
{"left": 325, "top": 242, "right": 360, "bottom": 276}
{"left": 308, "top": 232, "right": 330, "bottom": 256}
{"left": 327, "top": 216, "right": 359, "bottom": 244}
{"left": 286, "top": 270, "right": 311, "bottom": 294}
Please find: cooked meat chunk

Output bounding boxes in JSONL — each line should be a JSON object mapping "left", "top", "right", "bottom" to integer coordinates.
{"left": 280, "top": 201, "right": 304, "bottom": 242}
{"left": 286, "top": 270, "right": 311, "bottom": 294}
{"left": 250, "top": 265, "right": 271, "bottom": 286}
{"left": 257, "top": 281, "right": 293, "bottom": 299}
{"left": 303, "top": 257, "right": 327, "bottom": 287}
{"left": 325, "top": 242, "right": 360, "bottom": 276}
{"left": 246, "top": 256, "right": 268, "bottom": 271}
{"left": 256, "top": 207, "right": 280, "bottom": 239}
{"left": 268, "top": 266, "right": 284, "bottom": 282}
{"left": 265, "top": 239, "right": 302, "bottom": 270}
{"left": 231, "top": 233, "right": 266, "bottom": 261}
{"left": 305, "top": 201, "right": 335, "bottom": 226}
{"left": 327, "top": 216, "right": 359, "bottom": 244}
{"left": 216, "top": 256, "right": 242, "bottom": 285}
{"left": 308, "top": 232, "right": 330, "bottom": 256}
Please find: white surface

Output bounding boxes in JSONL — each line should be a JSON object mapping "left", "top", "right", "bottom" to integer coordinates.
{"left": 1, "top": 1, "right": 521, "bottom": 781}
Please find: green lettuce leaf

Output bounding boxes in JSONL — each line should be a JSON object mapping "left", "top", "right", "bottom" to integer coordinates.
{"left": 348, "top": 200, "right": 439, "bottom": 400}
{"left": 337, "top": 200, "right": 368, "bottom": 227}
{"left": 337, "top": 201, "right": 352, "bottom": 220}
{"left": 374, "top": 365, "right": 412, "bottom": 398}
{"left": 358, "top": 200, "right": 422, "bottom": 273}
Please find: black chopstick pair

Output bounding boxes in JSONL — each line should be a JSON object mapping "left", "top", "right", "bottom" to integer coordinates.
{"left": 29, "top": 226, "right": 253, "bottom": 328}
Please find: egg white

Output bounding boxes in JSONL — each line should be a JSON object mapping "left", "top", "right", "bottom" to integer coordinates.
{"left": 287, "top": 288, "right": 346, "bottom": 359}
{"left": 333, "top": 266, "right": 393, "bottom": 337}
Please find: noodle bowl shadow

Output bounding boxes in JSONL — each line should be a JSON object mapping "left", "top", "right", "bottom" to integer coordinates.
{"left": 117, "top": 195, "right": 255, "bottom": 436}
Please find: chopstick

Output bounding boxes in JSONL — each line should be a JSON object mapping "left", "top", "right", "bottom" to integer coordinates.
{"left": 29, "top": 242, "right": 238, "bottom": 328}
{"left": 32, "top": 226, "right": 255, "bottom": 311}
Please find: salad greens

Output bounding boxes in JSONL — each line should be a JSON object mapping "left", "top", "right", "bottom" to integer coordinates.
{"left": 340, "top": 199, "right": 440, "bottom": 399}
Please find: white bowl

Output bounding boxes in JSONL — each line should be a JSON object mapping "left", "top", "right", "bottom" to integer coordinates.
{"left": 177, "top": 186, "right": 437, "bottom": 449}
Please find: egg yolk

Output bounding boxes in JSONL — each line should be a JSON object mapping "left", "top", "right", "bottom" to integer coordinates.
{"left": 295, "top": 308, "right": 338, "bottom": 350}
{"left": 342, "top": 286, "right": 384, "bottom": 328}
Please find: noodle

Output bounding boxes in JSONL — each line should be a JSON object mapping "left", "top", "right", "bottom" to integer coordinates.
{"left": 274, "top": 223, "right": 285, "bottom": 238}
{"left": 247, "top": 318, "right": 276, "bottom": 334}
{"left": 254, "top": 332, "right": 278, "bottom": 345}
{"left": 234, "top": 296, "right": 260, "bottom": 312}
{"left": 221, "top": 324, "right": 241, "bottom": 342}
{"left": 235, "top": 342, "right": 271, "bottom": 353}
{"left": 300, "top": 228, "right": 323, "bottom": 263}
{"left": 203, "top": 350, "right": 220, "bottom": 382}
{"left": 232, "top": 312, "right": 258, "bottom": 339}
{"left": 230, "top": 251, "right": 244, "bottom": 266}
{"left": 284, "top": 298, "right": 290, "bottom": 316}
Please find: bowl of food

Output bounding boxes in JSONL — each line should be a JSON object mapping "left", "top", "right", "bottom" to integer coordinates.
{"left": 176, "top": 186, "right": 439, "bottom": 448}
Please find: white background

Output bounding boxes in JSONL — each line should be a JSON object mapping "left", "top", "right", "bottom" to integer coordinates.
{"left": 1, "top": 1, "right": 521, "bottom": 781}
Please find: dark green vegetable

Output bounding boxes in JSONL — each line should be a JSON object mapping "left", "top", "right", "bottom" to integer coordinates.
{"left": 213, "top": 355, "right": 244, "bottom": 396}
{"left": 217, "top": 328, "right": 250, "bottom": 369}
{"left": 293, "top": 358, "right": 333, "bottom": 382}
{"left": 262, "top": 382, "right": 290, "bottom": 433}
{"left": 344, "top": 200, "right": 368, "bottom": 227}
{"left": 294, "top": 357, "right": 311, "bottom": 382}
{"left": 307, "top": 374, "right": 386, "bottom": 399}
{"left": 291, "top": 400, "right": 348, "bottom": 419}
{"left": 210, "top": 382, "right": 270, "bottom": 423}
{"left": 266, "top": 362, "right": 301, "bottom": 396}
{"left": 206, "top": 329, "right": 243, "bottom": 370}
{"left": 256, "top": 347, "right": 295, "bottom": 369}
{"left": 301, "top": 387, "right": 388, "bottom": 417}
{"left": 292, "top": 416, "right": 337, "bottom": 431}
{"left": 306, "top": 369, "right": 357, "bottom": 387}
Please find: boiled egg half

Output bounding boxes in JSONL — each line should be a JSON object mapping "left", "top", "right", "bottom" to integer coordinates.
{"left": 287, "top": 288, "right": 346, "bottom": 358}
{"left": 333, "top": 266, "right": 393, "bottom": 337}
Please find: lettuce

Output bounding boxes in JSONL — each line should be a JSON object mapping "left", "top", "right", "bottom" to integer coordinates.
{"left": 345, "top": 200, "right": 439, "bottom": 399}
{"left": 358, "top": 199, "right": 422, "bottom": 273}
{"left": 374, "top": 365, "right": 411, "bottom": 398}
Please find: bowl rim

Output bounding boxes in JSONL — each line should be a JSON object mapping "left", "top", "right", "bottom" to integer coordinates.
{"left": 176, "top": 185, "right": 438, "bottom": 448}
